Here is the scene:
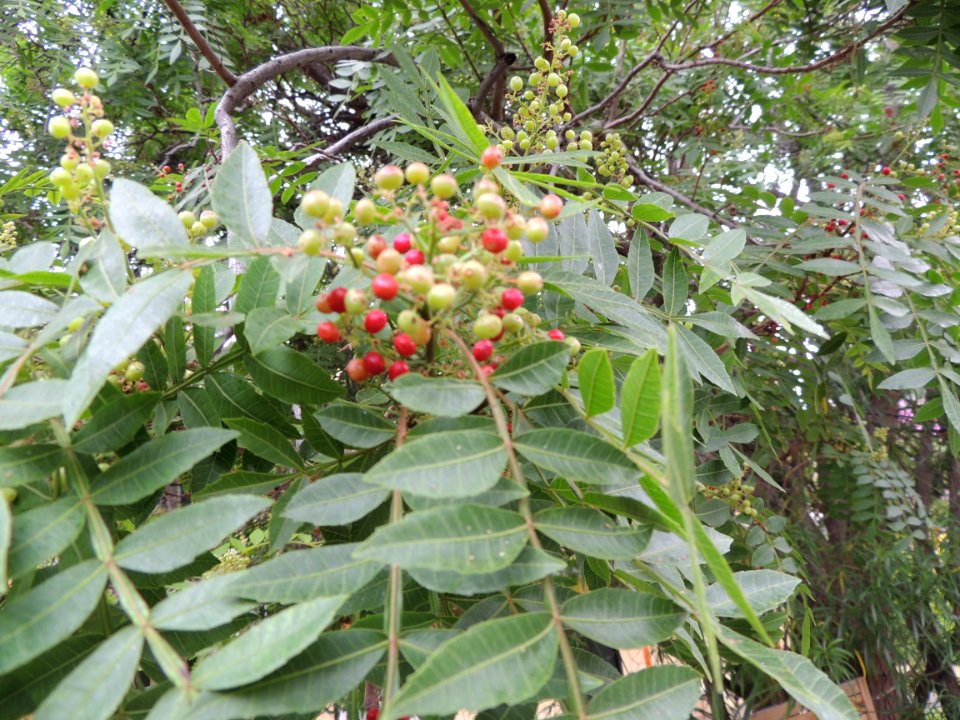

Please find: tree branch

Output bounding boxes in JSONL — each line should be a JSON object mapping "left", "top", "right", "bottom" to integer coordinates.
{"left": 605, "top": 70, "right": 672, "bottom": 130}
{"left": 302, "top": 116, "right": 398, "bottom": 167}
{"left": 162, "top": 0, "right": 236, "bottom": 86}
{"left": 469, "top": 53, "right": 517, "bottom": 118}
{"left": 625, "top": 155, "right": 737, "bottom": 227}
{"left": 215, "top": 46, "right": 396, "bottom": 154}
{"left": 458, "top": 0, "right": 505, "bottom": 55}
{"left": 537, "top": 0, "right": 554, "bottom": 61}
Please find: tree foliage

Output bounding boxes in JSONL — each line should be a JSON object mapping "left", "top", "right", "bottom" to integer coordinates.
{"left": 2, "top": 1, "right": 960, "bottom": 718}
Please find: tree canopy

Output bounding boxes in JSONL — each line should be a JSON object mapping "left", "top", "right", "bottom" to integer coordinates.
{"left": 1, "top": 1, "right": 959, "bottom": 718}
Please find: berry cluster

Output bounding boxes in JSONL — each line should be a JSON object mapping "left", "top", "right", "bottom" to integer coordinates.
{"left": 497, "top": 11, "right": 591, "bottom": 157}
{"left": 177, "top": 208, "right": 219, "bottom": 239}
{"left": 702, "top": 476, "right": 759, "bottom": 518}
{"left": 47, "top": 68, "right": 113, "bottom": 223}
{"left": 303, "top": 157, "right": 577, "bottom": 384}
{"left": 595, "top": 132, "right": 633, "bottom": 187}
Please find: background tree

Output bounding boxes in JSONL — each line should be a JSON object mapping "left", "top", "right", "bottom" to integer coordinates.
{"left": 1, "top": 1, "right": 959, "bottom": 718}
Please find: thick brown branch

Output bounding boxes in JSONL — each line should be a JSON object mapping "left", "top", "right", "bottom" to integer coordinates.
{"left": 469, "top": 53, "right": 517, "bottom": 118}
{"left": 537, "top": 0, "right": 554, "bottom": 61}
{"left": 303, "top": 116, "right": 398, "bottom": 167}
{"left": 162, "top": 0, "right": 236, "bottom": 86}
{"left": 458, "top": 0, "right": 504, "bottom": 55}
{"left": 215, "top": 46, "right": 396, "bottom": 154}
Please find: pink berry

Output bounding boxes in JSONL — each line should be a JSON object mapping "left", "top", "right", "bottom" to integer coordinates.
{"left": 548, "top": 329, "right": 565, "bottom": 340}
{"left": 473, "top": 339, "right": 494, "bottom": 361}
{"left": 501, "top": 288, "right": 524, "bottom": 311}
{"left": 482, "top": 227, "right": 508, "bottom": 253}
{"left": 371, "top": 274, "right": 399, "bottom": 301}
{"left": 481, "top": 146, "right": 504, "bottom": 170}
{"left": 405, "top": 248, "right": 425, "bottom": 265}
{"left": 364, "top": 310, "right": 388, "bottom": 334}
{"left": 393, "top": 233, "right": 412, "bottom": 253}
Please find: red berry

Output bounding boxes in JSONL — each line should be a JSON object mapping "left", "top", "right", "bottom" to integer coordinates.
{"left": 327, "top": 287, "right": 348, "bottom": 313}
{"left": 364, "top": 310, "right": 388, "bottom": 334}
{"left": 826, "top": 182, "right": 835, "bottom": 189}
{"left": 367, "top": 709, "right": 380, "bottom": 720}
{"left": 366, "top": 234, "right": 387, "bottom": 258}
{"left": 393, "top": 333, "right": 417, "bottom": 357}
{"left": 548, "top": 328, "right": 565, "bottom": 340}
{"left": 473, "top": 339, "right": 494, "bottom": 361}
{"left": 491, "top": 354, "right": 506, "bottom": 368}
{"left": 480, "top": 364, "right": 496, "bottom": 377}
{"left": 363, "top": 351, "right": 386, "bottom": 375}
{"left": 347, "top": 358, "right": 369, "bottom": 382}
{"left": 481, "top": 145, "right": 504, "bottom": 170}
{"left": 840, "top": 172, "right": 849, "bottom": 179}
{"left": 315, "top": 294, "right": 333, "bottom": 313}
{"left": 393, "top": 233, "right": 412, "bottom": 253}
{"left": 539, "top": 193, "right": 563, "bottom": 219}
{"left": 177, "top": 163, "right": 185, "bottom": 171}
{"left": 175, "top": 182, "right": 183, "bottom": 192}
{"left": 162, "top": 165, "right": 171, "bottom": 173}
{"left": 388, "top": 360, "right": 410, "bottom": 380}
{"left": 371, "top": 274, "right": 399, "bottom": 300}
{"left": 405, "top": 248, "right": 425, "bottom": 265}
{"left": 482, "top": 227, "right": 508, "bottom": 253}
{"left": 316, "top": 321, "right": 340, "bottom": 343}
{"left": 881, "top": 166, "right": 891, "bottom": 176}
{"left": 897, "top": 193, "right": 906, "bottom": 201}
{"left": 501, "top": 288, "right": 524, "bottom": 311}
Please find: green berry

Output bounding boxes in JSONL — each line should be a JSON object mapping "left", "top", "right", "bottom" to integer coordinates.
{"left": 354, "top": 198, "right": 376, "bottom": 224}
{"left": 301, "top": 190, "right": 331, "bottom": 218}
{"left": 298, "top": 229, "right": 324, "bottom": 255}
{"left": 74, "top": 67, "right": 99, "bottom": 89}
{"left": 178, "top": 210, "right": 196, "bottom": 228}
{"left": 509, "top": 76, "right": 524, "bottom": 92}
{"left": 125, "top": 361, "right": 146, "bottom": 382}
{"left": 427, "top": 282, "right": 457, "bottom": 310}
{"left": 200, "top": 210, "right": 218, "bottom": 229}
{"left": 52, "top": 88, "right": 76, "bottom": 107}
{"left": 48, "top": 116, "right": 71, "bottom": 139}
{"left": 91, "top": 119, "right": 114, "bottom": 137}
{"left": 473, "top": 313, "right": 503, "bottom": 339}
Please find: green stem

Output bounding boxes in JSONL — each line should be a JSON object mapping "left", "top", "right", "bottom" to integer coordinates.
{"left": 446, "top": 331, "right": 588, "bottom": 720}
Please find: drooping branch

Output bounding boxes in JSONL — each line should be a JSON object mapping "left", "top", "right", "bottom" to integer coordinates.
{"left": 215, "top": 46, "right": 396, "bottom": 155}
{"left": 162, "top": 0, "right": 236, "bottom": 87}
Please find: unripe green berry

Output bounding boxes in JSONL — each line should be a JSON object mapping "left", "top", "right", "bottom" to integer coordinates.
{"left": 324, "top": 198, "right": 345, "bottom": 223}
{"left": 460, "top": 260, "right": 488, "bottom": 290}
{"left": 48, "top": 116, "right": 71, "bottom": 139}
{"left": 298, "top": 229, "right": 324, "bottom": 255}
{"left": 437, "top": 235, "right": 460, "bottom": 254}
{"left": 49, "top": 167, "right": 71, "bottom": 186}
{"left": 376, "top": 248, "right": 403, "bottom": 274}
{"left": 526, "top": 216, "right": 549, "bottom": 243}
{"left": 431, "top": 173, "right": 458, "bottom": 199}
{"left": 92, "top": 159, "right": 110, "bottom": 179}
{"left": 74, "top": 67, "right": 99, "bottom": 89}
{"left": 91, "top": 119, "right": 114, "bottom": 137}
{"left": 200, "top": 210, "right": 218, "bottom": 229}
{"left": 547, "top": 72, "right": 560, "bottom": 87}
{"left": 405, "top": 162, "right": 430, "bottom": 186}
{"left": 334, "top": 222, "right": 357, "bottom": 243}
{"left": 67, "top": 316, "right": 85, "bottom": 332}
{"left": 565, "top": 336, "right": 581, "bottom": 354}
{"left": 301, "top": 189, "right": 330, "bottom": 218}
{"left": 61, "top": 182, "right": 81, "bottom": 200}
{"left": 503, "top": 313, "right": 524, "bottom": 333}
{"left": 534, "top": 56, "right": 550, "bottom": 72}
{"left": 74, "top": 163, "right": 94, "bottom": 186}
{"left": 344, "top": 288, "right": 368, "bottom": 314}
{"left": 404, "top": 265, "right": 435, "bottom": 294}
{"left": 579, "top": 139, "right": 593, "bottom": 151}
{"left": 353, "top": 198, "right": 376, "bottom": 224}
{"left": 517, "top": 271, "right": 544, "bottom": 294}
{"left": 125, "top": 361, "right": 146, "bottom": 382}
{"left": 350, "top": 247, "right": 365, "bottom": 265}
{"left": 568, "top": 45, "right": 579, "bottom": 56}
{"left": 178, "top": 210, "right": 196, "bottom": 228}
{"left": 190, "top": 221, "right": 207, "bottom": 237}
{"left": 504, "top": 241, "right": 523, "bottom": 262}
{"left": 556, "top": 84, "right": 568, "bottom": 98}
{"left": 476, "top": 193, "right": 506, "bottom": 220}
{"left": 568, "top": 13, "right": 580, "bottom": 27}
{"left": 473, "top": 313, "right": 503, "bottom": 339}
{"left": 0, "top": 487, "right": 17, "bottom": 504}
{"left": 397, "top": 309, "right": 420, "bottom": 334}
{"left": 509, "top": 76, "right": 524, "bottom": 92}
{"left": 374, "top": 164, "right": 404, "bottom": 190}
{"left": 427, "top": 282, "right": 456, "bottom": 310}
{"left": 52, "top": 88, "right": 76, "bottom": 107}
{"left": 60, "top": 154, "right": 79, "bottom": 170}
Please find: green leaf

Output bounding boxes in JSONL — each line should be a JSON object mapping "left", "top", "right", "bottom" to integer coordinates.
{"left": 673, "top": 325, "right": 736, "bottom": 393}
{"left": 234, "top": 256, "right": 280, "bottom": 314}
{"left": 389, "top": 613, "right": 557, "bottom": 719}
{"left": 620, "top": 349, "right": 661, "bottom": 446}
{"left": 285, "top": 258, "right": 327, "bottom": 315}
{"left": 192, "top": 266, "right": 217, "bottom": 366}
{"left": 578, "top": 349, "right": 615, "bottom": 416}
{"left": 662, "top": 248, "right": 688, "bottom": 316}
{"left": 224, "top": 416, "right": 304, "bottom": 469}
{"left": 632, "top": 202, "right": 675, "bottom": 222}
{"left": 78, "top": 230, "right": 127, "bottom": 303}
{"left": 0, "top": 635, "right": 100, "bottom": 720}
{"left": 364, "top": 430, "right": 508, "bottom": 498}
{"left": 151, "top": 575, "right": 255, "bottom": 631}
{"left": 64, "top": 269, "right": 193, "bottom": 427}
{"left": 0, "top": 559, "right": 107, "bottom": 674}
{"left": 0, "top": 498, "right": 9, "bottom": 590}
{"left": 560, "top": 589, "right": 686, "bottom": 649}
{"left": 718, "top": 627, "right": 859, "bottom": 720}
{"left": 205, "top": 372, "right": 296, "bottom": 435}
{"left": 433, "top": 74, "right": 488, "bottom": 153}
{"left": 91, "top": 428, "right": 238, "bottom": 505}
{"left": 315, "top": 403, "right": 396, "bottom": 448}
{"left": 706, "top": 570, "right": 801, "bottom": 617}
{"left": 242, "top": 307, "right": 299, "bottom": 356}
{"left": 212, "top": 141, "right": 273, "bottom": 246}
{"left": 244, "top": 346, "right": 342, "bottom": 406}
{"left": 230, "top": 542, "right": 383, "bottom": 603}
{"left": 740, "top": 287, "right": 828, "bottom": 339}
{"left": 7, "top": 498, "right": 85, "bottom": 580}
{"left": 355, "top": 505, "right": 528, "bottom": 573}
{"left": 114, "top": 496, "right": 271, "bottom": 573}
{"left": 34, "top": 625, "right": 143, "bottom": 720}
{"left": 491, "top": 341, "right": 572, "bottom": 397}
{"left": 172, "top": 630, "right": 386, "bottom": 720}
{"left": 383, "top": 374, "right": 486, "bottom": 417}
{"left": 194, "top": 470, "right": 283, "bottom": 499}
{"left": 880, "top": 367, "right": 937, "bottom": 391}
{"left": 669, "top": 214, "right": 709, "bottom": 242}
{"left": 796, "top": 258, "right": 861, "bottom": 276}
{"left": 585, "top": 666, "right": 702, "bottom": 720}
{"left": 301, "top": 412, "right": 343, "bottom": 457}
{"left": 535, "top": 507, "right": 651, "bottom": 560}
{"left": 627, "top": 230, "right": 654, "bottom": 301}
{"left": 193, "top": 595, "right": 347, "bottom": 690}
{"left": 702, "top": 228, "right": 746, "bottom": 265}
{"left": 662, "top": 326, "right": 694, "bottom": 504}
{"left": 0, "top": 290, "right": 59, "bottom": 328}
{"left": 408, "top": 546, "right": 565, "bottom": 596}
{"left": 514, "top": 429, "right": 640, "bottom": 485}
{"left": 283, "top": 472, "right": 388, "bottom": 526}
{"left": 0, "top": 379, "right": 69, "bottom": 430}
{"left": 109, "top": 178, "right": 188, "bottom": 249}
{"left": 71, "top": 392, "right": 161, "bottom": 453}
{"left": 940, "top": 379, "right": 960, "bottom": 431}
{"left": 0, "top": 444, "right": 65, "bottom": 487}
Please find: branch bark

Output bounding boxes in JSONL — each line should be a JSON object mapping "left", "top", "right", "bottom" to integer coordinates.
{"left": 162, "top": 0, "right": 236, "bottom": 87}
{"left": 215, "top": 46, "right": 396, "bottom": 155}
{"left": 469, "top": 53, "right": 517, "bottom": 118}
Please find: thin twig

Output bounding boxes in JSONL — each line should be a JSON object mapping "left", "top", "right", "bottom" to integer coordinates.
{"left": 162, "top": 0, "right": 236, "bottom": 86}
{"left": 605, "top": 70, "right": 673, "bottom": 130}
{"left": 626, "top": 156, "right": 737, "bottom": 227}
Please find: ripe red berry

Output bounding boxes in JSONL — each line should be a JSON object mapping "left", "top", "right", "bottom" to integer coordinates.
{"left": 327, "top": 287, "right": 348, "bottom": 313}
{"left": 501, "top": 288, "right": 524, "bottom": 311}
{"left": 162, "top": 165, "right": 171, "bottom": 174}
{"left": 539, "top": 193, "right": 563, "bottom": 219}
{"left": 473, "top": 339, "right": 494, "bottom": 361}
{"left": 393, "top": 233, "right": 412, "bottom": 253}
{"left": 548, "top": 328, "right": 565, "bottom": 340}
{"left": 405, "top": 248, "right": 425, "bottom": 265}
{"left": 393, "top": 333, "right": 417, "bottom": 357}
{"left": 175, "top": 182, "right": 183, "bottom": 192}
{"left": 315, "top": 294, "right": 333, "bottom": 313}
{"left": 482, "top": 227, "right": 508, "bottom": 253}
{"left": 363, "top": 351, "right": 386, "bottom": 375}
{"left": 316, "top": 321, "right": 340, "bottom": 343}
{"left": 371, "top": 274, "right": 399, "bottom": 301}
{"left": 840, "top": 172, "right": 849, "bottom": 179}
{"left": 364, "top": 310, "right": 388, "bottom": 334}
{"left": 480, "top": 364, "right": 496, "bottom": 377}
{"left": 347, "top": 358, "right": 369, "bottom": 382}
{"left": 881, "top": 166, "right": 891, "bottom": 176}
{"left": 826, "top": 182, "right": 835, "bottom": 189}
{"left": 897, "top": 193, "right": 906, "bottom": 201}
{"left": 388, "top": 360, "right": 410, "bottom": 380}
{"left": 481, "top": 145, "right": 504, "bottom": 170}
{"left": 367, "top": 710, "right": 379, "bottom": 720}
